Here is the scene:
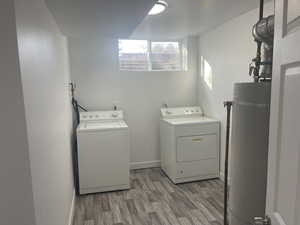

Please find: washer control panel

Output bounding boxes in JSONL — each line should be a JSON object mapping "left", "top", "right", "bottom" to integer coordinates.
{"left": 80, "top": 111, "right": 124, "bottom": 122}
{"left": 161, "top": 107, "right": 203, "bottom": 118}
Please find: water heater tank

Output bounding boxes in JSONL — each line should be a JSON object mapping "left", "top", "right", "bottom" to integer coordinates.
{"left": 229, "top": 82, "right": 271, "bottom": 225}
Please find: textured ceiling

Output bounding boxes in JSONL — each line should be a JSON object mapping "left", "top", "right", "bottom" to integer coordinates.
{"left": 45, "top": 0, "right": 157, "bottom": 38}
{"left": 45, "top": 0, "right": 273, "bottom": 39}
{"left": 131, "top": 0, "right": 274, "bottom": 39}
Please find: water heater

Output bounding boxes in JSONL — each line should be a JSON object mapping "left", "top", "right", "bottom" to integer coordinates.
{"left": 229, "top": 82, "right": 271, "bottom": 225}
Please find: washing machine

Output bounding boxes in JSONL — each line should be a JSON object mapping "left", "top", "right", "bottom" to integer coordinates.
{"left": 160, "top": 106, "right": 220, "bottom": 183}
{"left": 77, "top": 110, "right": 130, "bottom": 194}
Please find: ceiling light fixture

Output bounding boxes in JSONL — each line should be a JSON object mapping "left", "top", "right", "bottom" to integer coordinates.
{"left": 148, "top": 1, "right": 168, "bottom": 15}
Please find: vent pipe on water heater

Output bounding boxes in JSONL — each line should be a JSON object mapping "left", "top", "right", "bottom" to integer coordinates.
{"left": 223, "top": 1, "right": 275, "bottom": 225}
{"left": 249, "top": 0, "right": 274, "bottom": 82}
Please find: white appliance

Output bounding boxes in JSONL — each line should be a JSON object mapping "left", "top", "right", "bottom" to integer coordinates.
{"left": 160, "top": 106, "right": 220, "bottom": 184}
{"left": 77, "top": 110, "right": 130, "bottom": 194}
{"left": 229, "top": 83, "right": 271, "bottom": 225}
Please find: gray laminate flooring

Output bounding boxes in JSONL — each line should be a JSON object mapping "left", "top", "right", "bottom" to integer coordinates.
{"left": 73, "top": 168, "right": 224, "bottom": 225}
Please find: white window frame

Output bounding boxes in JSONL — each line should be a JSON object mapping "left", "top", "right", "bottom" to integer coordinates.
{"left": 118, "top": 39, "right": 187, "bottom": 72}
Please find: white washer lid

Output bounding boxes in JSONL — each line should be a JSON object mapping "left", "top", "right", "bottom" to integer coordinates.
{"left": 162, "top": 116, "right": 218, "bottom": 125}
{"left": 77, "top": 121, "right": 128, "bottom": 132}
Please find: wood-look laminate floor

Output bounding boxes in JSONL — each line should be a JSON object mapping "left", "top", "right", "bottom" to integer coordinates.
{"left": 73, "top": 168, "right": 224, "bottom": 225}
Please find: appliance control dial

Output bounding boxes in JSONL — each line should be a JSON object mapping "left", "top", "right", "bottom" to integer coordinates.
{"left": 112, "top": 113, "right": 118, "bottom": 118}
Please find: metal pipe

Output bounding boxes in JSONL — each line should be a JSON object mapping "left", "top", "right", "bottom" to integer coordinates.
{"left": 253, "top": 0, "right": 264, "bottom": 82}
{"left": 254, "top": 42, "right": 262, "bottom": 82}
{"left": 224, "top": 101, "right": 233, "bottom": 225}
{"left": 260, "top": 44, "right": 273, "bottom": 80}
{"left": 250, "top": 0, "right": 274, "bottom": 82}
{"left": 252, "top": 15, "right": 274, "bottom": 81}
{"left": 259, "top": 0, "right": 264, "bottom": 20}
{"left": 252, "top": 15, "right": 274, "bottom": 45}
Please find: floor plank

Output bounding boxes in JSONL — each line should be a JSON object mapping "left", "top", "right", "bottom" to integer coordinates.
{"left": 73, "top": 168, "right": 224, "bottom": 225}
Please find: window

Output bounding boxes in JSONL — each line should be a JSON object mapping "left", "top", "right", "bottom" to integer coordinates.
{"left": 118, "top": 39, "right": 187, "bottom": 71}
{"left": 151, "top": 42, "right": 181, "bottom": 71}
{"left": 118, "top": 40, "right": 149, "bottom": 71}
{"left": 201, "top": 56, "right": 213, "bottom": 89}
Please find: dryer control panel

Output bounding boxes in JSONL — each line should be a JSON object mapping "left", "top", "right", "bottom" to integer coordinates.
{"left": 161, "top": 107, "right": 203, "bottom": 118}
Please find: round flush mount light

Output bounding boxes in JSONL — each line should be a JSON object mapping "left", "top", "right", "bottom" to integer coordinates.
{"left": 148, "top": 1, "right": 168, "bottom": 15}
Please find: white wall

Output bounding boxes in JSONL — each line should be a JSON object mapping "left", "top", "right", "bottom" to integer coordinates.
{"left": 0, "top": 1, "right": 36, "bottom": 224}
{"left": 14, "top": 0, "right": 74, "bottom": 225}
{"left": 68, "top": 37, "right": 198, "bottom": 167}
{"left": 197, "top": 2, "right": 274, "bottom": 178}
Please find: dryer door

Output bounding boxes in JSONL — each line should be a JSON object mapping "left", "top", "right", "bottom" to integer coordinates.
{"left": 176, "top": 134, "right": 218, "bottom": 162}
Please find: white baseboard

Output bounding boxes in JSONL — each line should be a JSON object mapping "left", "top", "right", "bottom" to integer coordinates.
{"left": 220, "top": 171, "right": 231, "bottom": 183}
{"left": 68, "top": 190, "right": 76, "bottom": 225}
{"left": 220, "top": 171, "right": 225, "bottom": 181}
{"left": 130, "top": 160, "right": 161, "bottom": 170}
